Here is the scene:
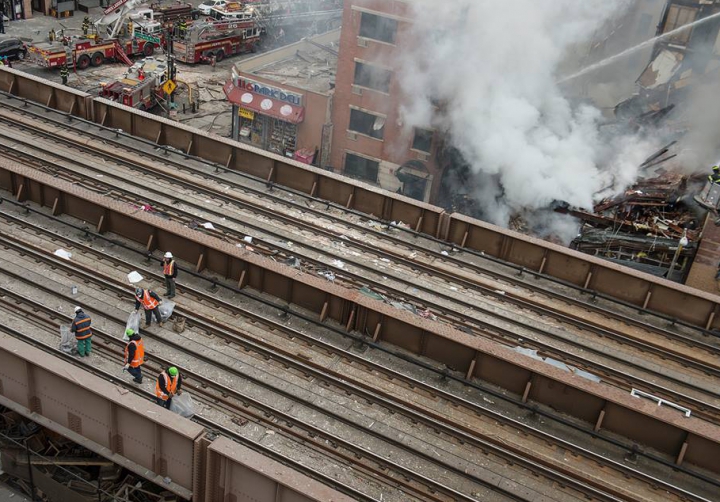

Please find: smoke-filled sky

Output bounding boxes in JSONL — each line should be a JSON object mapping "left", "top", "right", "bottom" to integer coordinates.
{"left": 397, "top": 0, "right": 658, "bottom": 232}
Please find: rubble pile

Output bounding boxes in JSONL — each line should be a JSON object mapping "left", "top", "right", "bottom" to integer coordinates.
{"left": 0, "top": 408, "right": 178, "bottom": 502}
{"left": 560, "top": 172, "right": 704, "bottom": 279}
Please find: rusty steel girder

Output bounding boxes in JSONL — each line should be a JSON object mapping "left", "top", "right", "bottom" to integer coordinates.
{"left": 1, "top": 157, "right": 720, "bottom": 475}
{"left": 0, "top": 333, "right": 203, "bottom": 500}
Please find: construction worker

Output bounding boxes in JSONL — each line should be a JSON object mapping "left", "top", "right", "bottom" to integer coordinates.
{"left": 0, "top": 58, "right": 4, "bottom": 67}
{"left": 155, "top": 366, "right": 182, "bottom": 408}
{"left": 178, "top": 19, "right": 187, "bottom": 37}
{"left": 48, "top": 29, "right": 55, "bottom": 42}
{"left": 162, "top": 251, "right": 177, "bottom": 298}
{"left": 709, "top": 166, "right": 720, "bottom": 184}
{"left": 123, "top": 329, "right": 145, "bottom": 384}
{"left": 82, "top": 16, "right": 90, "bottom": 36}
{"left": 134, "top": 287, "right": 164, "bottom": 328}
{"left": 60, "top": 63, "right": 69, "bottom": 85}
{"left": 70, "top": 306, "right": 93, "bottom": 357}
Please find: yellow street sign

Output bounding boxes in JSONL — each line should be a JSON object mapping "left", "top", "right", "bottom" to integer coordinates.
{"left": 239, "top": 107, "right": 255, "bottom": 120}
{"left": 163, "top": 79, "right": 177, "bottom": 95}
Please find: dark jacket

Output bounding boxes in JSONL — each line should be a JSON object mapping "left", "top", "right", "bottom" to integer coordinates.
{"left": 70, "top": 311, "right": 92, "bottom": 338}
{"left": 162, "top": 259, "right": 178, "bottom": 278}
{"left": 125, "top": 333, "right": 142, "bottom": 362}
{"left": 134, "top": 290, "right": 161, "bottom": 310}
{"left": 157, "top": 373, "right": 183, "bottom": 395}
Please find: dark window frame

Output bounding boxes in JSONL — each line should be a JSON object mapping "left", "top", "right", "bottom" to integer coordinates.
{"left": 412, "top": 128, "right": 434, "bottom": 153}
{"left": 359, "top": 12, "right": 398, "bottom": 44}
{"left": 353, "top": 61, "right": 392, "bottom": 94}
{"left": 344, "top": 152, "right": 380, "bottom": 183}
{"left": 348, "top": 108, "right": 385, "bottom": 140}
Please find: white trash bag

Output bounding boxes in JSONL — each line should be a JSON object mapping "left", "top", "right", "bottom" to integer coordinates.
{"left": 124, "top": 310, "right": 142, "bottom": 340}
{"left": 59, "top": 326, "right": 76, "bottom": 354}
{"left": 169, "top": 393, "right": 195, "bottom": 418}
{"left": 158, "top": 300, "right": 176, "bottom": 322}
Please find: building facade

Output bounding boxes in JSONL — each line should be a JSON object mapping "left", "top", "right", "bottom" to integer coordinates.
{"left": 225, "top": 30, "right": 338, "bottom": 165}
{"left": 329, "top": 0, "right": 439, "bottom": 203}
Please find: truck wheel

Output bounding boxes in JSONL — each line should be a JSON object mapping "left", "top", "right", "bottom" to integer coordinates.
{"left": 192, "top": 11, "right": 199, "bottom": 20}
{"left": 250, "top": 43, "right": 257, "bottom": 54}
{"left": 215, "top": 49, "right": 224, "bottom": 62}
{"left": 91, "top": 52, "right": 104, "bottom": 67}
{"left": 143, "top": 43, "right": 155, "bottom": 56}
{"left": 76, "top": 54, "right": 91, "bottom": 70}
{"left": 17, "top": 50, "right": 26, "bottom": 60}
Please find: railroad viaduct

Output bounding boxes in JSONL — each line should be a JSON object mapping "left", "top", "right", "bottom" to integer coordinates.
{"left": 0, "top": 67, "right": 719, "bottom": 501}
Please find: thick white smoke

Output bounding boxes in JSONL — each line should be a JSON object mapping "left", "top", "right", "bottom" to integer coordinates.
{"left": 398, "top": 0, "right": 657, "bottom": 232}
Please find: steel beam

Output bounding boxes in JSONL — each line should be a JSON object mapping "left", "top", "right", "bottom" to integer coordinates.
{"left": 0, "top": 333, "right": 204, "bottom": 499}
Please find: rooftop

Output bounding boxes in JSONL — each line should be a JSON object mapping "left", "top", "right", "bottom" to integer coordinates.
{"left": 233, "top": 29, "right": 339, "bottom": 95}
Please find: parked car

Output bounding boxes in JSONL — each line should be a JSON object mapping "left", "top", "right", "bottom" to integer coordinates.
{"left": 0, "top": 37, "right": 27, "bottom": 60}
{"left": 198, "top": 0, "right": 226, "bottom": 15}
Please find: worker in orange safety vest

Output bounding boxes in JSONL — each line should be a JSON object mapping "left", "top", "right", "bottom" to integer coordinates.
{"left": 161, "top": 251, "right": 177, "bottom": 298}
{"left": 123, "top": 329, "right": 145, "bottom": 384}
{"left": 134, "top": 287, "right": 164, "bottom": 328}
{"left": 155, "top": 366, "right": 182, "bottom": 408}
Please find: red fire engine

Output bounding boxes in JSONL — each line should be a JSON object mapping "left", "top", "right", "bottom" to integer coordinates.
{"left": 100, "top": 57, "right": 168, "bottom": 109}
{"left": 173, "top": 17, "right": 264, "bottom": 64}
{"left": 27, "top": 0, "right": 162, "bottom": 70}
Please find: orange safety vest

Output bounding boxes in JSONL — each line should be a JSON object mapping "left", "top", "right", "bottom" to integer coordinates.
{"left": 163, "top": 260, "right": 175, "bottom": 276}
{"left": 136, "top": 290, "right": 159, "bottom": 310}
{"left": 124, "top": 339, "right": 145, "bottom": 368}
{"left": 73, "top": 315, "right": 92, "bottom": 340}
{"left": 155, "top": 371, "right": 179, "bottom": 400}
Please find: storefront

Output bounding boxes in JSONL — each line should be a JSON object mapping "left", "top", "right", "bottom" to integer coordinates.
{"left": 224, "top": 79, "right": 306, "bottom": 159}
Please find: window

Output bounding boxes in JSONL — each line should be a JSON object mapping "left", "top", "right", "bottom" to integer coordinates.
{"left": 348, "top": 108, "right": 385, "bottom": 139}
{"left": 344, "top": 153, "right": 379, "bottom": 182}
{"left": 359, "top": 12, "right": 397, "bottom": 44}
{"left": 664, "top": 5, "right": 698, "bottom": 45}
{"left": 354, "top": 62, "right": 392, "bottom": 93}
{"left": 412, "top": 128, "right": 433, "bottom": 153}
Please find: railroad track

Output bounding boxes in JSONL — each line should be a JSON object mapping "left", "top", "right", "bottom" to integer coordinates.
{"left": 0, "top": 242, "right": 604, "bottom": 502}
{"left": 1, "top": 101, "right": 719, "bottom": 425}
{"left": 0, "top": 195, "right": 716, "bottom": 501}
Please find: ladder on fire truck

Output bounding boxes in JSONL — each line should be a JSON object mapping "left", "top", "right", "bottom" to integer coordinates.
{"left": 113, "top": 40, "right": 133, "bottom": 65}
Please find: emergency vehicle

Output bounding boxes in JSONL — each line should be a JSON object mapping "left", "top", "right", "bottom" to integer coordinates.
{"left": 27, "top": 0, "right": 161, "bottom": 70}
{"left": 27, "top": 37, "right": 156, "bottom": 69}
{"left": 100, "top": 57, "right": 168, "bottom": 109}
{"left": 172, "top": 16, "right": 264, "bottom": 64}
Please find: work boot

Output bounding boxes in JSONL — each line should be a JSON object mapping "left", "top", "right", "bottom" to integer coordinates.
{"left": 143, "top": 323, "right": 151, "bottom": 328}
{"left": 159, "top": 322, "right": 165, "bottom": 327}
{"left": 133, "top": 377, "right": 143, "bottom": 384}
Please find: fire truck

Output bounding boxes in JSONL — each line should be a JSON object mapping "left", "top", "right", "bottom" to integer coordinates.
{"left": 100, "top": 57, "right": 168, "bottom": 109}
{"left": 27, "top": 0, "right": 161, "bottom": 70}
{"left": 172, "top": 17, "right": 264, "bottom": 64}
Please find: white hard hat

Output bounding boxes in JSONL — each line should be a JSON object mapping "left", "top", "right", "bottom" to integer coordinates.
{"left": 164, "top": 252, "right": 173, "bottom": 258}
{"left": 74, "top": 306, "right": 82, "bottom": 313}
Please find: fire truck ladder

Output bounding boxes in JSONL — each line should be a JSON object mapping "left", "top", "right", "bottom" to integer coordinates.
{"left": 113, "top": 40, "right": 133, "bottom": 66}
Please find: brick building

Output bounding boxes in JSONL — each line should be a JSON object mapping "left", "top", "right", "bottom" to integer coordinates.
{"left": 225, "top": 30, "right": 339, "bottom": 166}
{"left": 329, "top": 0, "right": 439, "bottom": 202}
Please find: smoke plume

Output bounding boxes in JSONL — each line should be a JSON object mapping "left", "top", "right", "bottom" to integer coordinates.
{"left": 397, "top": 0, "right": 656, "bottom": 234}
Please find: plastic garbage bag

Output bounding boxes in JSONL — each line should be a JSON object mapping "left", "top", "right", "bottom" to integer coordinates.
{"left": 59, "top": 326, "right": 76, "bottom": 354}
{"left": 169, "top": 393, "right": 195, "bottom": 418}
{"left": 124, "top": 310, "right": 142, "bottom": 340}
{"left": 158, "top": 300, "right": 176, "bottom": 322}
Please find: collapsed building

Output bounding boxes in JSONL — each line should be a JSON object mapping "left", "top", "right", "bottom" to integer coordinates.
{"left": 560, "top": 1, "right": 720, "bottom": 284}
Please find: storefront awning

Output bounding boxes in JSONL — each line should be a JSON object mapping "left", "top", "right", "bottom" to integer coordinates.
{"left": 224, "top": 81, "right": 305, "bottom": 124}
